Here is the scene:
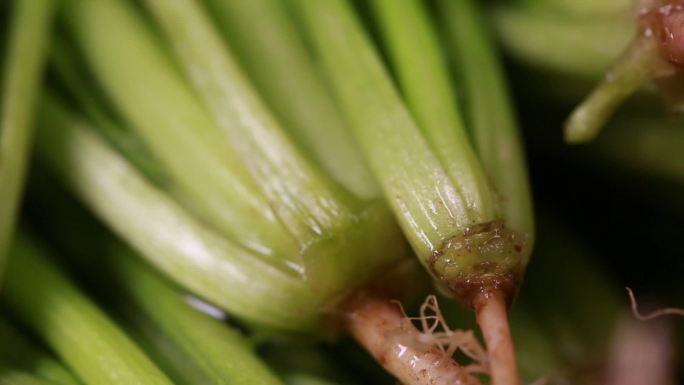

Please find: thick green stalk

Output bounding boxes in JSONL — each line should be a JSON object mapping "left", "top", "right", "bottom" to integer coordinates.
{"left": 35, "top": 97, "right": 319, "bottom": 332}
{"left": 142, "top": 0, "right": 355, "bottom": 244}
{"left": 2, "top": 233, "right": 174, "bottom": 385}
{"left": 292, "top": 0, "right": 524, "bottom": 304}
{"left": 491, "top": 5, "right": 632, "bottom": 78}
{"left": 0, "top": 0, "right": 55, "bottom": 282}
{"left": 439, "top": 0, "right": 535, "bottom": 260}
{"left": 0, "top": 316, "right": 80, "bottom": 385}
{"left": 0, "top": 370, "right": 61, "bottom": 385}
{"left": 61, "top": 0, "right": 300, "bottom": 270}
{"left": 204, "top": 0, "right": 378, "bottom": 199}
{"left": 49, "top": 37, "right": 170, "bottom": 187}
{"left": 50, "top": 222, "right": 286, "bottom": 385}
{"left": 370, "top": 0, "right": 498, "bottom": 222}
{"left": 291, "top": 0, "right": 485, "bottom": 259}
{"left": 142, "top": 0, "right": 406, "bottom": 300}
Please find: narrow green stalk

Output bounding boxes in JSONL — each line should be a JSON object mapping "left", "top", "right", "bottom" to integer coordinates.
{"left": 204, "top": 0, "right": 378, "bottom": 199}
{"left": 370, "top": 0, "right": 498, "bottom": 222}
{"left": 522, "top": 0, "right": 630, "bottom": 17}
{"left": 0, "top": 370, "right": 61, "bottom": 385}
{"left": 0, "top": 316, "right": 80, "bottom": 385}
{"left": 0, "top": 0, "right": 55, "bottom": 282}
{"left": 291, "top": 0, "right": 487, "bottom": 260}
{"left": 49, "top": 37, "right": 170, "bottom": 187}
{"left": 45, "top": 210, "right": 286, "bottom": 385}
{"left": 439, "top": 0, "right": 535, "bottom": 258}
{"left": 292, "top": 0, "right": 526, "bottom": 303}
{"left": 141, "top": 0, "right": 406, "bottom": 300}
{"left": 61, "top": 0, "right": 300, "bottom": 270}
{"left": 565, "top": 38, "right": 659, "bottom": 143}
{"left": 492, "top": 5, "right": 632, "bottom": 78}
{"left": 35, "top": 97, "right": 319, "bottom": 332}
{"left": 141, "top": 0, "right": 355, "bottom": 244}
{"left": 2, "top": 233, "right": 174, "bottom": 385}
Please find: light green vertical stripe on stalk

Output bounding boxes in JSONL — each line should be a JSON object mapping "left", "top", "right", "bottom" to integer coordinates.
{"left": 35, "top": 98, "right": 319, "bottom": 332}
{"left": 142, "top": 0, "right": 357, "bottom": 247}
{"left": 0, "top": 0, "right": 55, "bottom": 283}
{"left": 370, "top": 0, "right": 498, "bottom": 222}
{"left": 291, "top": 0, "right": 477, "bottom": 261}
{"left": 61, "top": 0, "right": 300, "bottom": 271}
{"left": 3, "top": 234, "right": 175, "bottom": 385}
{"left": 440, "top": 0, "right": 534, "bottom": 261}
{"left": 206, "top": 0, "right": 378, "bottom": 199}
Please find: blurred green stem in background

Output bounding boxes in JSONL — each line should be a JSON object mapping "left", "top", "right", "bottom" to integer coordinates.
{"left": 0, "top": 0, "right": 55, "bottom": 283}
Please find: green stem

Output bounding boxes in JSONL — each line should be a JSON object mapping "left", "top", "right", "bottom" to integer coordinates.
{"left": 439, "top": 0, "right": 535, "bottom": 259}
{"left": 2, "top": 233, "right": 174, "bottom": 385}
{"left": 0, "top": 0, "right": 55, "bottom": 282}
{"left": 141, "top": 0, "right": 357, "bottom": 245}
{"left": 0, "top": 316, "right": 80, "bottom": 385}
{"left": 370, "top": 0, "right": 498, "bottom": 222}
{"left": 564, "top": 38, "right": 659, "bottom": 143}
{"left": 204, "top": 0, "right": 378, "bottom": 199}
{"left": 49, "top": 37, "right": 170, "bottom": 187}
{"left": 35, "top": 97, "right": 319, "bottom": 332}
{"left": 291, "top": 0, "right": 481, "bottom": 261}
{"left": 61, "top": 0, "right": 300, "bottom": 269}
{"left": 491, "top": 5, "right": 632, "bottom": 78}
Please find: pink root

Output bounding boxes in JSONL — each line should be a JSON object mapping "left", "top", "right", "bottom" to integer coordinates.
{"left": 474, "top": 291, "right": 521, "bottom": 385}
{"left": 626, "top": 287, "right": 684, "bottom": 320}
{"left": 345, "top": 293, "right": 487, "bottom": 385}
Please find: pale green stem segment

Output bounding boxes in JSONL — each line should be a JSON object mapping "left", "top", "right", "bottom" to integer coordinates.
{"left": 491, "top": 5, "right": 632, "bottom": 78}
{"left": 61, "top": 0, "right": 300, "bottom": 269}
{"left": 564, "top": 38, "right": 659, "bottom": 144}
{"left": 0, "top": 0, "right": 55, "bottom": 283}
{"left": 204, "top": 0, "right": 379, "bottom": 199}
{"left": 142, "top": 0, "right": 358, "bottom": 246}
{"left": 291, "top": 0, "right": 482, "bottom": 262}
{"left": 0, "top": 317, "right": 81, "bottom": 385}
{"left": 115, "top": 247, "right": 285, "bottom": 385}
{"left": 142, "top": 0, "right": 407, "bottom": 301}
{"left": 0, "top": 370, "right": 61, "bottom": 385}
{"left": 49, "top": 38, "right": 170, "bottom": 187}
{"left": 35, "top": 97, "right": 319, "bottom": 332}
{"left": 440, "top": 0, "right": 535, "bottom": 260}
{"left": 2, "top": 233, "right": 175, "bottom": 385}
{"left": 370, "top": 0, "right": 498, "bottom": 222}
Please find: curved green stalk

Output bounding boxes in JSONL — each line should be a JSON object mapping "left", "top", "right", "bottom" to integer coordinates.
{"left": 45, "top": 219, "right": 286, "bottom": 385}
{"left": 291, "top": 0, "right": 487, "bottom": 259}
{"left": 61, "top": 0, "right": 300, "bottom": 270}
{"left": 35, "top": 97, "right": 319, "bottom": 332}
{"left": 2, "top": 233, "right": 174, "bottom": 385}
{"left": 204, "top": 0, "right": 378, "bottom": 199}
{"left": 0, "top": 0, "right": 55, "bottom": 282}
{"left": 292, "top": 0, "right": 527, "bottom": 303}
{"left": 141, "top": 0, "right": 406, "bottom": 300}
{"left": 370, "top": 0, "right": 498, "bottom": 222}
{"left": 492, "top": 5, "right": 631, "bottom": 78}
{"left": 564, "top": 38, "right": 659, "bottom": 143}
{"left": 439, "top": 0, "right": 535, "bottom": 259}
{"left": 0, "top": 316, "right": 80, "bottom": 385}
{"left": 49, "top": 37, "right": 170, "bottom": 187}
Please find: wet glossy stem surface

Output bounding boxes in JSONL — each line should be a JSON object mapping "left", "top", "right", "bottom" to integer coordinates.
{"left": 475, "top": 291, "right": 520, "bottom": 385}
{"left": 345, "top": 294, "right": 474, "bottom": 385}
